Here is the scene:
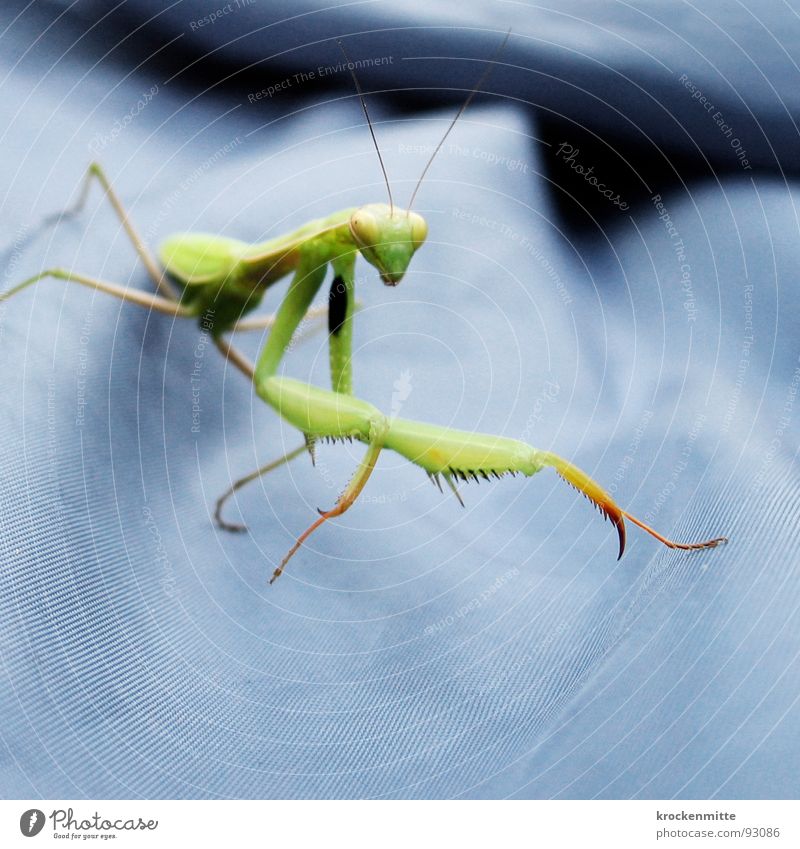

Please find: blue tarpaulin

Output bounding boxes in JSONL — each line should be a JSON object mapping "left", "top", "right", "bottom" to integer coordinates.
{"left": 1, "top": 1, "right": 798, "bottom": 799}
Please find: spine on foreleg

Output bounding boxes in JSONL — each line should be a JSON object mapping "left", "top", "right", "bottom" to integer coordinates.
{"left": 258, "top": 377, "right": 726, "bottom": 560}
{"left": 259, "top": 376, "right": 384, "bottom": 441}
{"left": 384, "top": 418, "right": 545, "bottom": 479}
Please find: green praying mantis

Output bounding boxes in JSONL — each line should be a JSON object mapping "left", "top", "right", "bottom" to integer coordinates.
{"left": 0, "top": 37, "right": 726, "bottom": 584}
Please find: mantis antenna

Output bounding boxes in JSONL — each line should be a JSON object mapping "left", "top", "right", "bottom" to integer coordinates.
{"left": 407, "top": 28, "right": 513, "bottom": 211}
{"left": 337, "top": 39, "right": 395, "bottom": 213}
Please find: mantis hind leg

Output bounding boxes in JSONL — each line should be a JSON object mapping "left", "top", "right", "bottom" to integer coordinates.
{"left": 59, "top": 161, "right": 264, "bottom": 382}
{"left": 0, "top": 268, "right": 191, "bottom": 317}
{"left": 214, "top": 442, "right": 308, "bottom": 532}
{"left": 55, "top": 161, "right": 175, "bottom": 298}
{"left": 3, "top": 163, "right": 185, "bottom": 314}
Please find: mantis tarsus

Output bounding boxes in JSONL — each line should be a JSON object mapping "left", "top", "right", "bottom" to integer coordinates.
{"left": 1, "top": 36, "right": 726, "bottom": 583}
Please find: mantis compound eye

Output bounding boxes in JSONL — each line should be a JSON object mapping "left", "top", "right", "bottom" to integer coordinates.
{"left": 408, "top": 213, "right": 428, "bottom": 249}
{"left": 349, "top": 210, "right": 380, "bottom": 248}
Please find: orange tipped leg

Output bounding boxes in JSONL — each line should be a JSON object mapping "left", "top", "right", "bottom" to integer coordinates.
{"left": 270, "top": 438, "right": 383, "bottom": 584}
{"left": 541, "top": 451, "right": 726, "bottom": 559}
{"left": 622, "top": 510, "right": 727, "bottom": 552}
{"left": 542, "top": 452, "right": 627, "bottom": 558}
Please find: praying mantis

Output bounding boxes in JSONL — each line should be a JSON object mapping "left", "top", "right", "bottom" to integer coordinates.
{"left": 0, "top": 37, "right": 726, "bottom": 584}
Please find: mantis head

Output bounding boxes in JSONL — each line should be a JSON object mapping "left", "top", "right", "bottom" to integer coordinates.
{"left": 339, "top": 31, "right": 508, "bottom": 285}
{"left": 349, "top": 203, "right": 428, "bottom": 286}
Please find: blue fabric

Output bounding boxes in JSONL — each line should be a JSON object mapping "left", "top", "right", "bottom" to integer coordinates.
{"left": 1, "top": 1, "right": 798, "bottom": 799}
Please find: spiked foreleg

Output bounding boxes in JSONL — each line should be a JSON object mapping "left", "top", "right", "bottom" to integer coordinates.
{"left": 259, "top": 377, "right": 726, "bottom": 579}
{"left": 534, "top": 452, "right": 726, "bottom": 558}
{"left": 536, "top": 451, "right": 628, "bottom": 558}
{"left": 383, "top": 419, "right": 725, "bottom": 558}
{"left": 254, "top": 255, "right": 328, "bottom": 382}
{"left": 328, "top": 254, "right": 357, "bottom": 395}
